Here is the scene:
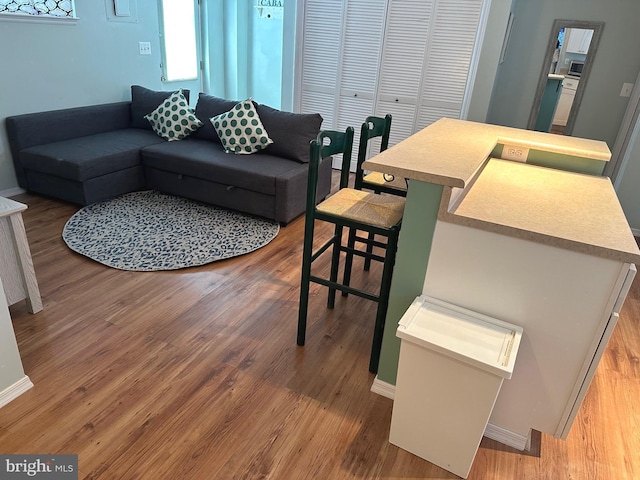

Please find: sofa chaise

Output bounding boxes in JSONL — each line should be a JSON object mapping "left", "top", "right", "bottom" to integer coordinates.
{"left": 5, "top": 86, "right": 332, "bottom": 225}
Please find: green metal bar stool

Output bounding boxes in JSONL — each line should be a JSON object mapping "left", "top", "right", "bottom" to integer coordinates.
{"left": 297, "top": 127, "right": 405, "bottom": 373}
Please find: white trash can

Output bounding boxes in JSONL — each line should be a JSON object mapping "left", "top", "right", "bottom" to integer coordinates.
{"left": 389, "top": 295, "right": 523, "bottom": 479}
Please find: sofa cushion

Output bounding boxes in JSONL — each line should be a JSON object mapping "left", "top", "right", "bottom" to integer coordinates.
{"left": 145, "top": 91, "right": 203, "bottom": 141}
{"left": 256, "top": 104, "right": 323, "bottom": 163}
{"left": 130, "top": 85, "right": 191, "bottom": 130}
{"left": 192, "top": 93, "right": 238, "bottom": 142}
{"left": 19, "top": 129, "right": 164, "bottom": 181}
{"left": 141, "top": 139, "right": 306, "bottom": 196}
{"left": 211, "top": 99, "right": 273, "bottom": 154}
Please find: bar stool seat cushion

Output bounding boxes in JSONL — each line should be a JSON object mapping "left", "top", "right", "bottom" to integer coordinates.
{"left": 317, "top": 188, "right": 405, "bottom": 228}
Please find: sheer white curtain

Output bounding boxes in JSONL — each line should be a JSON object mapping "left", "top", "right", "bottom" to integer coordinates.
{"left": 201, "top": 0, "right": 287, "bottom": 109}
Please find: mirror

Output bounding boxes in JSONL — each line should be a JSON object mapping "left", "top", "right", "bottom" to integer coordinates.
{"left": 527, "top": 20, "right": 604, "bottom": 135}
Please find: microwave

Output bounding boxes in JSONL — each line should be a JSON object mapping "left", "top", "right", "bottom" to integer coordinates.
{"left": 568, "top": 60, "right": 584, "bottom": 77}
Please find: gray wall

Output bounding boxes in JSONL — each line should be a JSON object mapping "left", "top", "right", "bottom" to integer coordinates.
{"left": 0, "top": 1, "right": 186, "bottom": 193}
{"left": 487, "top": 0, "right": 640, "bottom": 149}
{"left": 466, "top": 0, "right": 513, "bottom": 123}
{"left": 616, "top": 115, "right": 640, "bottom": 231}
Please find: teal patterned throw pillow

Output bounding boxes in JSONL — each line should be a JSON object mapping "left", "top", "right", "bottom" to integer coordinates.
{"left": 145, "top": 90, "right": 203, "bottom": 141}
{"left": 211, "top": 99, "right": 273, "bottom": 154}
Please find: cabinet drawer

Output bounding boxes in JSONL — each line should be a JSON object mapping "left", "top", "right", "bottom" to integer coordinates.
{"left": 563, "top": 78, "right": 579, "bottom": 90}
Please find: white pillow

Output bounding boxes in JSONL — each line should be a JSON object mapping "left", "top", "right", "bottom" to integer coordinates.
{"left": 145, "top": 90, "right": 203, "bottom": 141}
{"left": 211, "top": 99, "right": 273, "bottom": 154}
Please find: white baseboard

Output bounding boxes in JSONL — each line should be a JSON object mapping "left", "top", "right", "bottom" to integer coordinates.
{"left": 631, "top": 227, "right": 640, "bottom": 237}
{"left": 0, "top": 375, "right": 33, "bottom": 409}
{"left": 370, "top": 376, "right": 396, "bottom": 399}
{"left": 0, "top": 187, "right": 26, "bottom": 199}
{"left": 371, "top": 376, "right": 530, "bottom": 451}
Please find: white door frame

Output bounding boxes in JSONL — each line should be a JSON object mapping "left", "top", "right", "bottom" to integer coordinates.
{"left": 606, "top": 69, "right": 640, "bottom": 187}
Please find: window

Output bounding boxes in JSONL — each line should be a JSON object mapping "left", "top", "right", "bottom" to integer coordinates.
{"left": 159, "top": 0, "right": 199, "bottom": 82}
{"left": 0, "top": 0, "right": 76, "bottom": 19}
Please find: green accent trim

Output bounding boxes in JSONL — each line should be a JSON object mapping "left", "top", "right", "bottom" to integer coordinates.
{"left": 376, "top": 181, "right": 443, "bottom": 385}
{"left": 526, "top": 149, "right": 606, "bottom": 175}
{"left": 490, "top": 143, "right": 503, "bottom": 158}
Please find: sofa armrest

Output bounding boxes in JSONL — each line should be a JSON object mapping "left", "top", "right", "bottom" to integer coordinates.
{"left": 5, "top": 102, "right": 132, "bottom": 188}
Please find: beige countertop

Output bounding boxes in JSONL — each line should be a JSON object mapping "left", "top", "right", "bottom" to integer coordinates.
{"left": 363, "top": 117, "right": 611, "bottom": 189}
{"left": 447, "top": 159, "right": 640, "bottom": 263}
{"left": 363, "top": 118, "right": 639, "bottom": 264}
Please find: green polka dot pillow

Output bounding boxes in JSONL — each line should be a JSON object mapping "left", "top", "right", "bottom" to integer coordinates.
{"left": 144, "top": 90, "right": 203, "bottom": 141}
{"left": 211, "top": 99, "right": 273, "bottom": 154}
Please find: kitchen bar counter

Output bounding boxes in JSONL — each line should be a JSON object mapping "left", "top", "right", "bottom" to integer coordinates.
{"left": 446, "top": 159, "right": 640, "bottom": 264}
{"left": 365, "top": 118, "right": 638, "bottom": 450}
{"left": 363, "top": 117, "right": 610, "bottom": 188}
{"left": 364, "top": 118, "right": 638, "bottom": 264}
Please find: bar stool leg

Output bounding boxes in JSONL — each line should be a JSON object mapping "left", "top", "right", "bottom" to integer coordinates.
{"left": 328, "top": 224, "right": 343, "bottom": 308}
{"left": 364, "top": 231, "right": 375, "bottom": 271}
{"left": 368, "top": 228, "right": 399, "bottom": 373}
{"left": 297, "top": 215, "right": 316, "bottom": 346}
{"left": 342, "top": 227, "right": 357, "bottom": 297}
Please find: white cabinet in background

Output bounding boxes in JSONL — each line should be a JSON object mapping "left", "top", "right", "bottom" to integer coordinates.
{"left": 296, "top": 0, "right": 487, "bottom": 163}
{"left": 565, "top": 28, "right": 593, "bottom": 54}
{"left": 553, "top": 77, "right": 579, "bottom": 127}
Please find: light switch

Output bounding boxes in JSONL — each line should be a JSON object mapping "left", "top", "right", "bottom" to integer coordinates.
{"left": 114, "top": 0, "right": 130, "bottom": 16}
{"left": 139, "top": 42, "right": 151, "bottom": 55}
{"left": 620, "top": 83, "right": 634, "bottom": 98}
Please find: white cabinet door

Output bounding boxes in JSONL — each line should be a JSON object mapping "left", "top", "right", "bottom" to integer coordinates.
{"left": 553, "top": 89, "right": 574, "bottom": 126}
{"left": 565, "top": 28, "right": 593, "bottom": 54}
{"left": 552, "top": 78, "right": 579, "bottom": 127}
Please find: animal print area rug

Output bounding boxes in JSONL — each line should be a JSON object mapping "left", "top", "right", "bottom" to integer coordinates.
{"left": 62, "top": 191, "right": 279, "bottom": 271}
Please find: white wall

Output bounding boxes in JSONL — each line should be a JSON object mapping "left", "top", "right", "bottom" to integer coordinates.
{"left": 0, "top": 1, "right": 167, "bottom": 193}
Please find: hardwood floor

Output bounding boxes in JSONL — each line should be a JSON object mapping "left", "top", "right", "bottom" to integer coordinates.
{"left": 1, "top": 191, "right": 639, "bottom": 479}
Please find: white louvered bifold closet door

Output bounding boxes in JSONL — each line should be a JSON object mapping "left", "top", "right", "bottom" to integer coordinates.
{"left": 375, "top": 0, "right": 433, "bottom": 147}
{"left": 415, "top": 0, "right": 484, "bottom": 131}
{"left": 299, "top": 0, "right": 387, "bottom": 169}
{"left": 335, "top": 0, "right": 387, "bottom": 169}
{"left": 299, "top": 0, "right": 345, "bottom": 129}
{"left": 297, "top": 0, "right": 486, "bottom": 165}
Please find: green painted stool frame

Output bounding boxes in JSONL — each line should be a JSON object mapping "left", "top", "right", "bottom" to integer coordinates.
{"left": 297, "top": 127, "right": 401, "bottom": 373}
{"left": 350, "top": 114, "right": 406, "bottom": 273}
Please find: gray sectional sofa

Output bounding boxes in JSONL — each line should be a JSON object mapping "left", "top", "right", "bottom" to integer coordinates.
{"left": 5, "top": 86, "right": 332, "bottom": 224}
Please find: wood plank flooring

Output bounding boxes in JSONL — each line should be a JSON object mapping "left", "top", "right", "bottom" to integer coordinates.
{"left": 1, "top": 190, "right": 639, "bottom": 479}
